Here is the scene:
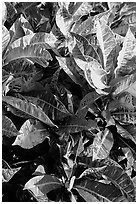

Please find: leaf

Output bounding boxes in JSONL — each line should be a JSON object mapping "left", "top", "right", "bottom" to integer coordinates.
{"left": 111, "top": 107, "right": 136, "bottom": 125}
{"left": 96, "top": 18, "right": 116, "bottom": 71}
{"left": 2, "top": 115, "right": 19, "bottom": 137}
{"left": 74, "top": 177, "right": 127, "bottom": 202}
{"left": 109, "top": 93, "right": 136, "bottom": 112}
{"left": 57, "top": 115, "right": 97, "bottom": 136}
{"left": 56, "top": 6, "right": 72, "bottom": 36}
{"left": 2, "top": 26, "right": 10, "bottom": 52}
{"left": 33, "top": 165, "right": 46, "bottom": 176}
{"left": 93, "top": 129, "right": 114, "bottom": 160}
{"left": 114, "top": 27, "right": 136, "bottom": 76}
{"left": 3, "top": 33, "right": 56, "bottom": 67}
{"left": 75, "top": 57, "right": 109, "bottom": 90}
{"left": 112, "top": 73, "right": 136, "bottom": 96}
{"left": 103, "top": 160, "right": 135, "bottom": 201}
{"left": 76, "top": 92, "right": 100, "bottom": 118}
{"left": 56, "top": 57, "right": 80, "bottom": 86}
{"left": 2, "top": 2, "right": 7, "bottom": 25}
{"left": 24, "top": 175, "right": 63, "bottom": 196}
{"left": 2, "top": 160, "right": 21, "bottom": 182}
{"left": 71, "top": 32, "right": 101, "bottom": 63}
{"left": 25, "top": 91, "right": 71, "bottom": 121}
{"left": 3, "top": 96, "right": 57, "bottom": 128}
{"left": 76, "top": 188, "right": 99, "bottom": 202}
{"left": 12, "top": 119, "right": 50, "bottom": 149}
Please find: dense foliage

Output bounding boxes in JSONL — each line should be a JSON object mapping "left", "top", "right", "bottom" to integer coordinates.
{"left": 2, "top": 2, "right": 136, "bottom": 202}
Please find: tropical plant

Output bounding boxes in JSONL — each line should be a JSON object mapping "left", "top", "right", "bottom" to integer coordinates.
{"left": 2, "top": 2, "right": 136, "bottom": 202}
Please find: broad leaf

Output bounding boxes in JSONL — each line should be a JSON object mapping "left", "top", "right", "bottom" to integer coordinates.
{"left": 96, "top": 18, "right": 116, "bottom": 71}
{"left": 74, "top": 177, "right": 127, "bottom": 202}
{"left": 2, "top": 115, "right": 19, "bottom": 137}
{"left": 75, "top": 57, "right": 109, "bottom": 90}
{"left": 24, "top": 175, "right": 63, "bottom": 196}
{"left": 25, "top": 91, "right": 71, "bottom": 121}
{"left": 93, "top": 129, "right": 114, "bottom": 160}
{"left": 12, "top": 119, "right": 50, "bottom": 149}
{"left": 3, "top": 96, "right": 57, "bottom": 127}
{"left": 3, "top": 33, "right": 57, "bottom": 67}
{"left": 114, "top": 27, "right": 136, "bottom": 76}
{"left": 103, "top": 160, "right": 135, "bottom": 201}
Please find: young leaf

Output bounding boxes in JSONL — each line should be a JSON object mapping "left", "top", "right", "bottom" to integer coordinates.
{"left": 3, "top": 33, "right": 57, "bottom": 67}
{"left": 114, "top": 27, "right": 136, "bottom": 76}
{"left": 75, "top": 57, "right": 109, "bottom": 90}
{"left": 12, "top": 119, "right": 50, "bottom": 149}
{"left": 74, "top": 177, "right": 127, "bottom": 202}
{"left": 24, "top": 175, "right": 63, "bottom": 196}
{"left": 96, "top": 18, "right": 116, "bottom": 71}
{"left": 2, "top": 115, "right": 19, "bottom": 137}
{"left": 3, "top": 96, "right": 57, "bottom": 128}
{"left": 93, "top": 129, "right": 114, "bottom": 160}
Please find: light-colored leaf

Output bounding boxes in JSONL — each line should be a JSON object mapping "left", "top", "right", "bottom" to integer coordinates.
{"left": 2, "top": 160, "right": 21, "bottom": 182}
{"left": 3, "top": 33, "right": 57, "bottom": 67}
{"left": 2, "top": 2, "right": 7, "bottom": 25}
{"left": 112, "top": 73, "right": 136, "bottom": 96}
{"left": 12, "top": 119, "right": 50, "bottom": 149}
{"left": 3, "top": 96, "right": 57, "bottom": 128}
{"left": 114, "top": 27, "right": 136, "bottom": 76}
{"left": 93, "top": 129, "right": 114, "bottom": 160}
{"left": 24, "top": 175, "right": 63, "bottom": 196}
{"left": 56, "top": 57, "right": 80, "bottom": 86}
{"left": 75, "top": 57, "right": 109, "bottom": 90}
{"left": 2, "top": 26, "right": 10, "bottom": 52}
{"left": 96, "top": 18, "right": 116, "bottom": 71}
{"left": 76, "top": 188, "right": 99, "bottom": 202}
{"left": 33, "top": 165, "right": 46, "bottom": 176}
{"left": 2, "top": 115, "right": 19, "bottom": 137}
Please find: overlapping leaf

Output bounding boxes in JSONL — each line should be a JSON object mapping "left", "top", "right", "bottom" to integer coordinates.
{"left": 2, "top": 26, "right": 10, "bottom": 52}
{"left": 114, "top": 27, "right": 136, "bottom": 76}
{"left": 3, "top": 33, "right": 58, "bottom": 67}
{"left": 74, "top": 177, "right": 127, "bottom": 202}
{"left": 3, "top": 96, "right": 57, "bottom": 127}
{"left": 96, "top": 18, "right": 117, "bottom": 72}
{"left": 12, "top": 119, "right": 50, "bottom": 149}
{"left": 93, "top": 129, "right": 114, "bottom": 160}
{"left": 75, "top": 56, "right": 109, "bottom": 90}
{"left": 2, "top": 115, "right": 19, "bottom": 137}
{"left": 24, "top": 175, "right": 63, "bottom": 196}
{"left": 25, "top": 91, "right": 71, "bottom": 121}
{"left": 103, "top": 160, "right": 135, "bottom": 201}
{"left": 112, "top": 73, "right": 136, "bottom": 96}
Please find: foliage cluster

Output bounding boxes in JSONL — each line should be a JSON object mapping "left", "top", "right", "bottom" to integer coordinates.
{"left": 2, "top": 2, "right": 136, "bottom": 202}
